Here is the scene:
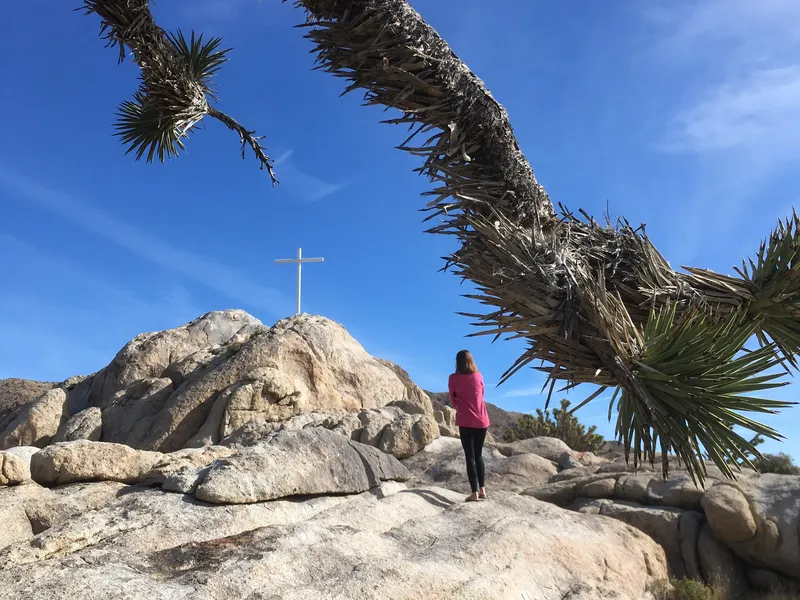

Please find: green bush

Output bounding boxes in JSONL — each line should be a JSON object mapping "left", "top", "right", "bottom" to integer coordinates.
{"left": 648, "top": 578, "right": 719, "bottom": 600}
{"left": 504, "top": 398, "right": 604, "bottom": 452}
{"left": 716, "top": 429, "right": 799, "bottom": 475}
{"left": 647, "top": 577, "right": 800, "bottom": 600}
{"left": 752, "top": 452, "right": 800, "bottom": 475}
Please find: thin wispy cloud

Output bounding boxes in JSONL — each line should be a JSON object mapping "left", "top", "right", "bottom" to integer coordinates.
{"left": 665, "top": 67, "right": 800, "bottom": 158}
{"left": 648, "top": 0, "right": 800, "bottom": 61}
{"left": 0, "top": 169, "right": 290, "bottom": 316}
{"left": 648, "top": 0, "right": 800, "bottom": 165}
{"left": 274, "top": 149, "right": 348, "bottom": 203}
{"left": 1, "top": 234, "right": 174, "bottom": 314}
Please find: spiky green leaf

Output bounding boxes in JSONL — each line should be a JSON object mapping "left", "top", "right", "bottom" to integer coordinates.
{"left": 166, "top": 30, "right": 231, "bottom": 98}
{"left": 613, "top": 304, "right": 794, "bottom": 485}
{"left": 114, "top": 91, "right": 188, "bottom": 163}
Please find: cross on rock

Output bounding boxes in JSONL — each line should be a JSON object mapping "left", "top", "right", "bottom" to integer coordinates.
{"left": 275, "top": 248, "right": 324, "bottom": 315}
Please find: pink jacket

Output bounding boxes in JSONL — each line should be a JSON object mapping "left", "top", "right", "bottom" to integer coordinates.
{"left": 448, "top": 372, "right": 490, "bottom": 429}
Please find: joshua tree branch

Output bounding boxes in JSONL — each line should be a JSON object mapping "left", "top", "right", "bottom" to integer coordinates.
{"left": 82, "top": 0, "right": 277, "bottom": 182}
{"left": 208, "top": 107, "right": 279, "bottom": 185}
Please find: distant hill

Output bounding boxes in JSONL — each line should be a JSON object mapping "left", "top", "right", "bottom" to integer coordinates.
{"left": 0, "top": 378, "right": 55, "bottom": 431}
{"left": 425, "top": 390, "right": 525, "bottom": 441}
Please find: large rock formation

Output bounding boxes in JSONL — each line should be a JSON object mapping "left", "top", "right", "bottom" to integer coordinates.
{"left": 0, "top": 481, "right": 667, "bottom": 599}
{"left": 1, "top": 310, "right": 798, "bottom": 597}
{"left": 523, "top": 467, "right": 800, "bottom": 593}
{"left": 0, "top": 312, "right": 439, "bottom": 459}
{"left": 0, "top": 424, "right": 671, "bottom": 599}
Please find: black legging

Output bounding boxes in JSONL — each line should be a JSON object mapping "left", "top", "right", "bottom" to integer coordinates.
{"left": 459, "top": 426, "right": 487, "bottom": 493}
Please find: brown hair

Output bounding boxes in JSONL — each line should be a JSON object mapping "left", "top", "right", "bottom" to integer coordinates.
{"left": 455, "top": 350, "right": 478, "bottom": 375}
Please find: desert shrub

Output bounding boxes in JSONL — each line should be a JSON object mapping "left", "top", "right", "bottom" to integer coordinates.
{"left": 504, "top": 398, "right": 604, "bottom": 452}
{"left": 647, "top": 579, "right": 672, "bottom": 600}
{"left": 752, "top": 452, "right": 800, "bottom": 475}
{"left": 648, "top": 576, "right": 800, "bottom": 600}
{"left": 648, "top": 578, "right": 719, "bottom": 600}
{"left": 713, "top": 430, "right": 799, "bottom": 475}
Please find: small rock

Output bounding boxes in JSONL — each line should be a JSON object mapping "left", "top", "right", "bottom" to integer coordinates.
{"left": 580, "top": 478, "right": 617, "bottom": 499}
{"left": 492, "top": 453, "right": 558, "bottom": 482}
{"left": 0, "top": 452, "right": 29, "bottom": 485}
{"left": 31, "top": 441, "right": 163, "bottom": 486}
{"left": 433, "top": 407, "right": 456, "bottom": 428}
{"left": 558, "top": 451, "right": 582, "bottom": 470}
{"left": 679, "top": 511, "right": 706, "bottom": 581}
{"left": 701, "top": 484, "right": 758, "bottom": 544}
{"left": 497, "top": 437, "right": 572, "bottom": 461}
{"left": 3, "top": 446, "right": 39, "bottom": 472}
{"left": 698, "top": 523, "right": 750, "bottom": 592}
{"left": 378, "top": 414, "right": 439, "bottom": 459}
{"left": 143, "top": 445, "right": 235, "bottom": 485}
{"left": 53, "top": 407, "right": 102, "bottom": 443}
{"left": 437, "top": 423, "right": 459, "bottom": 438}
{"left": 162, "top": 465, "right": 212, "bottom": 495}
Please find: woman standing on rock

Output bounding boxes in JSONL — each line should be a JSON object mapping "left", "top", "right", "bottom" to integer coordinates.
{"left": 448, "top": 350, "right": 491, "bottom": 502}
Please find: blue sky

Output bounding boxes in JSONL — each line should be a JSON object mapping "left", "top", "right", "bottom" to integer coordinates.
{"left": 1, "top": 0, "right": 799, "bottom": 457}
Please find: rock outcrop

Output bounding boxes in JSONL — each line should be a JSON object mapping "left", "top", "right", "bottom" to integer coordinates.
{"left": 713, "top": 474, "right": 800, "bottom": 582}
{"left": 0, "top": 378, "right": 55, "bottom": 433}
{"left": 194, "top": 429, "right": 410, "bottom": 504}
{"left": 427, "top": 389, "right": 526, "bottom": 441}
{"left": 0, "top": 388, "right": 69, "bottom": 449}
{"left": 2, "top": 310, "right": 798, "bottom": 597}
{"left": 31, "top": 441, "right": 164, "bottom": 486}
{"left": 373, "top": 411, "right": 439, "bottom": 459}
{"left": 53, "top": 407, "right": 102, "bottom": 443}
{"left": 0, "top": 312, "right": 439, "bottom": 458}
{"left": 523, "top": 467, "right": 800, "bottom": 592}
{"left": 433, "top": 405, "right": 458, "bottom": 437}
{"left": 0, "top": 479, "right": 667, "bottom": 599}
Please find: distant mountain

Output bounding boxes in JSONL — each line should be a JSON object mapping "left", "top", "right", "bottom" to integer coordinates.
{"left": 425, "top": 390, "right": 525, "bottom": 441}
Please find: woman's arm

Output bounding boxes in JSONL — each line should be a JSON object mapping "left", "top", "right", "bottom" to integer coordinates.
{"left": 448, "top": 375, "right": 458, "bottom": 408}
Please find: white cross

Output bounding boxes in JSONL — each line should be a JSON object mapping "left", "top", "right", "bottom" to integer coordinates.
{"left": 275, "top": 248, "right": 324, "bottom": 315}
